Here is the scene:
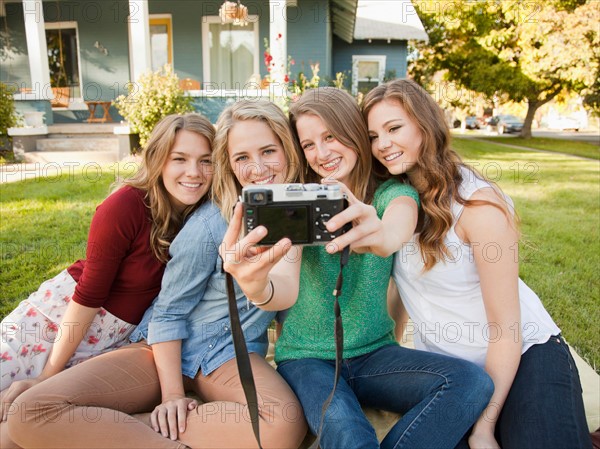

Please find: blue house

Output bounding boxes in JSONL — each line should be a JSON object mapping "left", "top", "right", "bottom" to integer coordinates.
{"left": 1, "top": 0, "right": 427, "bottom": 124}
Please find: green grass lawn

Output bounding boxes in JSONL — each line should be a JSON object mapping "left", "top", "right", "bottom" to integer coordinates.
{"left": 478, "top": 136, "right": 600, "bottom": 160}
{"left": 1, "top": 144, "right": 599, "bottom": 371}
{"left": 452, "top": 137, "right": 599, "bottom": 370}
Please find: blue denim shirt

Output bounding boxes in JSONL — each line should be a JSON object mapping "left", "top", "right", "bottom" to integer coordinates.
{"left": 130, "top": 201, "right": 276, "bottom": 378}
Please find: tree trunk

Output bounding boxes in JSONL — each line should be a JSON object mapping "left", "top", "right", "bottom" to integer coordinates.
{"left": 520, "top": 100, "right": 540, "bottom": 139}
{"left": 520, "top": 88, "right": 563, "bottom": 138}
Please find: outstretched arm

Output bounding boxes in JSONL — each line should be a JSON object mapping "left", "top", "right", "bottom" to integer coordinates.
{"left": 321, "top": 182, "right": 419, "bottom": 257}
{"left": 220, "top": 203, "right": 301, "bottom": 312}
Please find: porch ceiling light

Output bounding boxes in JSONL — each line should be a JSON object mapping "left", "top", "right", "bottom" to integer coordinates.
{"left": 219, "top": 1, "right": 249, "bottom": 26}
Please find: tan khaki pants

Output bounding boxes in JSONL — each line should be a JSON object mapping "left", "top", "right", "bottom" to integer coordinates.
{"left": 6, "top": 342, "right": 306, "bottom": 448}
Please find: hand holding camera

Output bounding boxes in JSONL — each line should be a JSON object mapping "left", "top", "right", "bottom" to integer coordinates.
{"left": 241, "top": 181, "right": 404, "bottom": 256}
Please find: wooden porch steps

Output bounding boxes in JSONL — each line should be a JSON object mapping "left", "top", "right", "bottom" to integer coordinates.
{"left": 23, "top": 123, "right": 121, "bottom": 164}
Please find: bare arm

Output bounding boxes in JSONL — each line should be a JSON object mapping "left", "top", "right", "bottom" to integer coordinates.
{"left": 324, "top": 185, "right": 419, "bottom": 258}
{"left": 150, "top": 340, "right": 198, "bottom": 441}
{"left": 456, "top": 188, "right": 521, "bottom": 449}
{"left": 220, "top": 203, "right": 301, "bottom": 311}
{"left": 1, "top": 301, "right": 99, "bottom": 420}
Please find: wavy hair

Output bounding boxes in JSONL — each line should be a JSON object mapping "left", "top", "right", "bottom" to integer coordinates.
{"left": 212, "top": 100, "right": 301, "bottom": 221}
{"left": 289, "top": 87, "right": 377, "bottom": 203}
{"left": 362, "top": 79, "right": 517, "bottom": 270}
{"left": 120, "top": 113, "right": 215, "bottom": 263}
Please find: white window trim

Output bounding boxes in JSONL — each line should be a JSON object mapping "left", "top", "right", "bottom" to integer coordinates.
{"left": 352, "top": 55, "right": 386, "bottom": 96}
{"left": 45, "top": 21, "right": 84, "bottom": 106}
{"left": 201, "top": 15, "right": 260, "bottom": 92}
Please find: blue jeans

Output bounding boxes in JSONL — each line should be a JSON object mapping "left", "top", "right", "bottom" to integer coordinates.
{"left": 495, "top": 335, "right": 592, "bottom": 449}
{"left": 277, "top": 344, "right": 494, "bottom": 449}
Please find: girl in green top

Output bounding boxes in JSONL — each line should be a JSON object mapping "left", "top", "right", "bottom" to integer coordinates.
{"left": 221, "top": 88, "right": 494, "bottom": 449}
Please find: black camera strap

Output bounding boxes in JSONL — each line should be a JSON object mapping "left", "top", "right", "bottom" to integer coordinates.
{"left": 315, "top": 244, "right": 350, "bottom": 448}
{"left": 224, "top": 271, "right": 263, "bottom": 449}
{"left": 223, "top": 245, "right": 350, "bottom": 449}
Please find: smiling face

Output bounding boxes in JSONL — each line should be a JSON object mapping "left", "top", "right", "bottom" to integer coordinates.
{"left": 227, "top": 119, "right": 288, "bottom": 187}
{"left": 161, "top": 129, "right": 213, "bottom": 212}
{"left": 367, "top": 99, "right": 422, "bottom": 175}
{"left": 295, "top": 114, "right": 358, "bottom": 184}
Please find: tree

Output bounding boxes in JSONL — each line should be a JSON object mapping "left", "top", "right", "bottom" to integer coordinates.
{"left": 410, "top": 0, "right": 599, "bottom": 138}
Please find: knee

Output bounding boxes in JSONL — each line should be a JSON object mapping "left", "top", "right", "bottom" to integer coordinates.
{"left": 6, "top": 388, "right": 70, "bottom": 447}
{"left": 260, "top": 399, "right": 308, "bottom": 449}
{"left": 459, "top": 362, "right": 495, "bottom": 408}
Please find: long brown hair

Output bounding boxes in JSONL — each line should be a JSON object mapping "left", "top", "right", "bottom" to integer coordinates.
{"left": 363, "top": 79, "right": 517, "bottom": 270}
{"left": 121, "top": 113, "right": 215, "bottom": 263}
{"left": 289, "top": 87, "right": 378, "bottom": 203}
{"left": 212, "top": 100, "right": 301, "bottom": 221}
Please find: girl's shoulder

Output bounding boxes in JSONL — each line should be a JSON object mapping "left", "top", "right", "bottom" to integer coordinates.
{"left": 93, "top": 186, "right": 148, "bottom": 227}
{"left": 101, "top": 185, "right": 146, "bottom": 209}
{"left": 174, "top": 201, "right": 226, "bottom": 246}
{"left": 373, "top": 178, "right": 420, "bottom": 215}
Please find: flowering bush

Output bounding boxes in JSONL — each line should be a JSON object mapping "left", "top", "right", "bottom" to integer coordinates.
{"left": 263, "top": 36, "right": 295, "bottom": 86}
{"left": 113, "top": 65, "right": 193, "bottom": 147}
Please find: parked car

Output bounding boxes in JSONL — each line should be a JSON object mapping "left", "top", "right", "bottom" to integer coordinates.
{"left": 545, "top": 115, "right": 581, "bottom": 131}
{"left": 463, "top": 116, "right": 480, "bottom": 130}
{"left": 485, "top": 115, "right": 524, "bottom": 134}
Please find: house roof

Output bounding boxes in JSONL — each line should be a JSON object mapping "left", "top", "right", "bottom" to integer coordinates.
{"left": 354, "top": 0, "right": 428, "bottom": 42}
{"left": 331, "top": 0, "right": 359, "bottom": 44}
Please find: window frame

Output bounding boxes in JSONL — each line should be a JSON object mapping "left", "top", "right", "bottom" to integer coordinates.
{"left": 201, "top": 15, "right": 260, "bottom": 91}
{"left": 45, "top": 21, "right": 83, "bottom": 104}
{"left": 351, "top": 55, "right": 387, "bottom": 95}
{"left": 149, "top": 15, "right": 174, "bottom": 70}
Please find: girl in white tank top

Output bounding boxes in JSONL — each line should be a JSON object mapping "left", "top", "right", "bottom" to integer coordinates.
{"left": 363, "top": 80, "right": 591, "bottom": 449}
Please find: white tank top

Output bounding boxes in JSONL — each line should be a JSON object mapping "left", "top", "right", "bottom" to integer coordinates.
{"left": 393, "top": 166, "right": 560, "bottom": 368}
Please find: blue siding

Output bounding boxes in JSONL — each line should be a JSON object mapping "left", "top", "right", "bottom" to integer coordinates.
{"left": 332, "top": 35, "right": 407, "bottom": 81}
{"left": 42, "top": 0, "right": 131, "bottom": 101}
{"left": 287, "top": 0, "right": 331, "bottom": 81}
{"left": 1, "top": 0, "right": 359, "bottom": 124}
{"left": 1, "top": 2, "right": 33, "bottom": 87}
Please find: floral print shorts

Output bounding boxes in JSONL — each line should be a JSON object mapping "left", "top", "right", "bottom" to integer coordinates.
{"left": 0, "top": 269, "right": 135, "bottom": 391}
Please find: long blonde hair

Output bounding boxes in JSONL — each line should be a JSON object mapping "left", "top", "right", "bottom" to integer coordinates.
{"left": 212, "top": 100, "right": 301, "bottom": 221}
{"left": 362, "top": 79, "right": 517, "bottom": 270}
{"left": 121, "top": 113, "right": 215, "bottom": 263}
{"left": 289, "top": 87, "right": 377, "bottom": 203}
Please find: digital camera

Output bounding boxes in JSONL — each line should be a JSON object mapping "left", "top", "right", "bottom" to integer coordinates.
{"left": 241, "top": 183, "right": 349, "bottom": 245}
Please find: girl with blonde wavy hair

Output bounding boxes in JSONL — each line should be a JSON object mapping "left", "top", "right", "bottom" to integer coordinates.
{"left": 364, "top": 79, "right": 591, "bottom": 449}
{"left": 212, "top": 99, "right": 302, "bottom": 220}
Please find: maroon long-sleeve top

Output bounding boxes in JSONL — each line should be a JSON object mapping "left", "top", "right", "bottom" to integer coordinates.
{"left": 67, "top": 186, "right": 165, "bottom": 324}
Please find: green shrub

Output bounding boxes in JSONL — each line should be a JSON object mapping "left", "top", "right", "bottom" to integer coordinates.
{"left": 0, "top": 82, "right": 19, "bottom": 136}
{"left": 113, "top": 65, "right": 193, "bottom": 148}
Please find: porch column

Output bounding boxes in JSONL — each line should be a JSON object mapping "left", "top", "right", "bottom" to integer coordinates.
{"left": 268, "top": 0, "right": 290, "bottom": 89}
{"left": 22, "top": 0, "right": 51, "bottom": 98}
{"left": 129, "top": 0, "right": 152, "bottom": 82}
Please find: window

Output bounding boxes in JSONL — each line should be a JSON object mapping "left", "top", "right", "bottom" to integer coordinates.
{"left": 202, "top": 16, "right": 259, "bottom": 90}
{"left": 45, "top": 21, "right": 82, "bottom": 103}
{"left": 352, "top": 55, "right": 386, "bottom": 95}
{"left": 150, "top": 16, "right": 173, "bottom": 71}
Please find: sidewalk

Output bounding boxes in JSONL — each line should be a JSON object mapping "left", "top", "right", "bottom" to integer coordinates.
{"left": 0, "top": 158, "right": 139, "bottom": 184}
